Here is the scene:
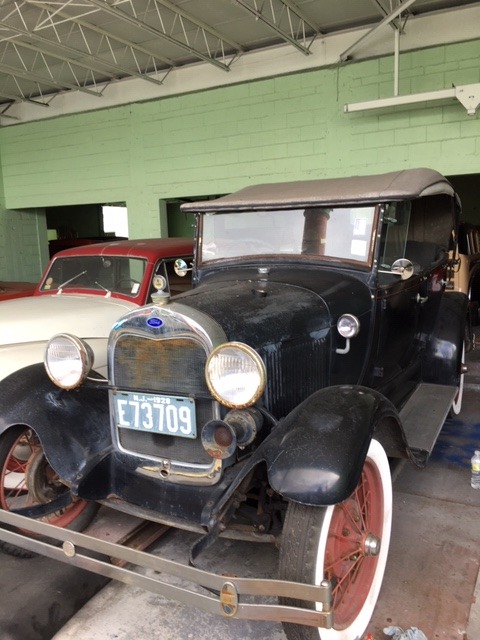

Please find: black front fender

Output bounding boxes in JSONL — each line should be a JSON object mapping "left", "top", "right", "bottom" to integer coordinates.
{"left": 262, "top": 385, "right": 400, "bottom": 506}
{"left": 0, "top": 363, "right": 112, "bottom": 486}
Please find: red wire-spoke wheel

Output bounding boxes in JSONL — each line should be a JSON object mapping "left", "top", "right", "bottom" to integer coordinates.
{"left": 279, "top": 439, "right": 392, "bottom": 640}
{"left": 0, "top": 425, "right": 98, "bottom": 556}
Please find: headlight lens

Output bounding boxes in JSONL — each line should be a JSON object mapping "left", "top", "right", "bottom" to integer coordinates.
{"left": 206, "top": 342, "right": 266, "bottom": 408}
{"left": 337, "top": 314, "right": 360, "bottom": 339}
{"left": 45, "top": 333, "right": 94, "bottom": 389}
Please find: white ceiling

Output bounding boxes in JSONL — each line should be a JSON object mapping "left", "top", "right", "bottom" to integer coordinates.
{"left": 0, "top": 0, "right": 478, "bottom": 123}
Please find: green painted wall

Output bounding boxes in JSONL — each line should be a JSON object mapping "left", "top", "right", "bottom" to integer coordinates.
{"left": 0, "top": 39, "right": 479, "bottom": 279}
{"left": 0, "top": 208, "right": 48, "bottom": 282}
{"left": 0, "top": 137, "right": 49, "bottom": 281}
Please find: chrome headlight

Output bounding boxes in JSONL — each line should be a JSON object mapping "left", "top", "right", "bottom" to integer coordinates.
{"left": 45, "top": 333, "right": 94, "bottom": 390}
{"left": 337, "top": 314, "right": 360, "bottom": 338}
{"left": 205, "top": 342, "right": 266, "bottom": 409}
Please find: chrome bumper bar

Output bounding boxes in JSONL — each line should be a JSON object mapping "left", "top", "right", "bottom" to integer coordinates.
{"left": 0, "top": 509, "right": 333, "bottom": 629}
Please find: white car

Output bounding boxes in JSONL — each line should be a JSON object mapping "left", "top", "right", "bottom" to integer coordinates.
{"left": 0, "top": 237, "right": 193, "bottom": 382}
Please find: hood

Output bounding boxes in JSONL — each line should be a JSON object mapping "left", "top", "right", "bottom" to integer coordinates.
{"left": 172, "top": 275, "right": 371, "bottom": 417}
{"left": 0, "top": 294, "right": 137, "bottom": 346}
{"left": 186, "top": 281, "right": 328, "bottom": 348}
{"left": 177, "top": 272, "right": 371, "bottom": 349}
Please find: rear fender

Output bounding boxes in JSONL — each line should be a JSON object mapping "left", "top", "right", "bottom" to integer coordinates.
{"left": 261, "top": 385, "right": 403, "bottom": 506}
{"left": 0, "top": 363, "right": 111, "bottom": 486}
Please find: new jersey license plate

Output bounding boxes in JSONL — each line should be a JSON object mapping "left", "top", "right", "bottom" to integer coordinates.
{"left": 113, "top": 391, "right": 196, "bottom": 438}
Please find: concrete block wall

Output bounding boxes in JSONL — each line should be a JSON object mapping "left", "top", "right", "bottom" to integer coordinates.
{"left": 0, "top": 208, "right": 48, "bottom": 281}
{"left": 0, "top": 38, "right": 479, "bottom": 278}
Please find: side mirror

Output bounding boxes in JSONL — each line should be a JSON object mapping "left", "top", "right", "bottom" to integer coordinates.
{"left": 379, "top": 258, "right": 414, "bottom": 280}
{"left": 391, "top": 258, "right": 414, "bottom": 280}
{"left": 174, "top": 259, "right": 192, "bottom": 278}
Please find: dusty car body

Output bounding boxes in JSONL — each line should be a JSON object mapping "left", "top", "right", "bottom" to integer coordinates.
{"left": 0, "top": 169, "right": 467, "bottom": 639}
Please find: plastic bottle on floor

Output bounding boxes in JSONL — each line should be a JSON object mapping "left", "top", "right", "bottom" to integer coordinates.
{"left": 471, "top": 450, "right": 480, "bottom": 489}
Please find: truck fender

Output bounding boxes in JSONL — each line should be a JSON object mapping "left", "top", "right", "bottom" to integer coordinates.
{"left": 262, "top": 385, "right": 401, "bottom": 506}
{"left": 423, "top": 291, "right": 468, "bottom": 385}
{"left": 0, "top": 363, "right": 111, "bottom": 486}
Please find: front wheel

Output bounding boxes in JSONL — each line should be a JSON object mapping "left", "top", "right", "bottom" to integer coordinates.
{"left": 0, "top": 425, "right": 98, "bottom": 557}
{"left": 279, "top": 439, "right": 392, "bottom": 640}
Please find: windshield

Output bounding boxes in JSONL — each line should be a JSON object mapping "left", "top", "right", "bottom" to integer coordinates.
{"left": 200, "top": 207, "right": 377, "bottom": 266}
{"left": 40, "top": 255, "right": 147, "bottom": 297}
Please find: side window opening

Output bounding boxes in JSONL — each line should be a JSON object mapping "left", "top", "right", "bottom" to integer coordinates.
{"left": 407, "top": 194, "right": 453, "bottom": 261}
{"left": 380, "top": 195, "right": 453, "bottom": 273}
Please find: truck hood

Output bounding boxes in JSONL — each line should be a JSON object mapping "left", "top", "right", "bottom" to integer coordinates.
{"left": 0, "top": 294, "right": 137, "bottom": 346}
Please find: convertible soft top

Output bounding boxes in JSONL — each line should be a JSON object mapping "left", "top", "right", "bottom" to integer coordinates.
{"left": 181, "top": 168, "right": 456, "bottom": 212}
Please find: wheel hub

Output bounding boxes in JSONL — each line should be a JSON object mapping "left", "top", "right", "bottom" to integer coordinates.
{"left": 363, "top": 532, "right": 381, "bottom": 556}
{"left": 26, "top": 448, "right": 62, "bottom": 503}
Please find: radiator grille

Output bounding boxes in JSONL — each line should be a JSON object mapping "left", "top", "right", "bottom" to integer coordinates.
{"left": 112, "top": 334, "right": 213, "bottom": 464}
{"left": 113, "top": 335, "right": 209, "bottom": 395}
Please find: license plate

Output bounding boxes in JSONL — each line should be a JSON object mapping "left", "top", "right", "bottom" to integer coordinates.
{"left": 114, "top": 391, "right": 196, "bottom": 438}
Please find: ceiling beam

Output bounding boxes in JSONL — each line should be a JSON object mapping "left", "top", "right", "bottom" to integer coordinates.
{"left": 26, "top": 0, "right": 176, "bottom": 67}
{"left": 153, "top": 0, "right": 243, "bottom": 52}
{"left": 0, "top": 15, "right": 167, "bottom": 87}
{"left": 0, "top": 59, "right": 102, "bottom": 96}
{"left": 0, "top": 89, "right": 49, "bottom": 106}
{"left": 340, "top": 0, "right": 418, "bottom": 62}
{"left": 369, "top": 0, "right": 403, "bottom": 30}
{"left": 234, "top": 0, "right": 319, "bottom": 55}
{"left": 83, "top": 0, "right": 237, "bottom": 71}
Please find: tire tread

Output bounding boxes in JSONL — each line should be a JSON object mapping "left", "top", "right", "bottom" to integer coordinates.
{"left": 279, "top": 501, "right": 327, "bottom": 640}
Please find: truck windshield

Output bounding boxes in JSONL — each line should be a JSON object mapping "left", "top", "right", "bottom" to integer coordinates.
{"left": 200, "top": 207, "right": 376, "bottom": 266}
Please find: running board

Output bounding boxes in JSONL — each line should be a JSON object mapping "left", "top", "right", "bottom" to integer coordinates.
{"left": 399, "top": 383, "right": 456, "bottom": 465}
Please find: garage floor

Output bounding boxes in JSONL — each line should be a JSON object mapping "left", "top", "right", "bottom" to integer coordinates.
{"left": 2, "top": 355, "right": 480, "bottom": 640}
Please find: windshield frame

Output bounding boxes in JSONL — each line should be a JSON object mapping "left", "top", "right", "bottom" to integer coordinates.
{"left": 197, "top": 205, "right": 380, "bottom": 271}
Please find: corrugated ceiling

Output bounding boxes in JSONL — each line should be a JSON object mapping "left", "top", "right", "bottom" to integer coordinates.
{"left": 0, "top": 0, "right": 477, "bottom": 118}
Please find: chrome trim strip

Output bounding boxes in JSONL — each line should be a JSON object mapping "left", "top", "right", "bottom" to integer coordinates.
{"left": 109, "top": 301, "right": 227, "bottom": 360}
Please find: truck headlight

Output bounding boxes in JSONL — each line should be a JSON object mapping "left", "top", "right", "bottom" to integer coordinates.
{"left": 205, "top": 342, "right": 266, "bottom": 408}
{"left": 45, "top": 333, "right": 94, "bottom": 390}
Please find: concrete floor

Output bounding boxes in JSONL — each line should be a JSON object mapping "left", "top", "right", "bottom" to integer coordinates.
{"left": 2, "top": 354, "right": 480, "bottom": 640}
{"left": 0, "top": 553, "right": 107, "bottom": 640}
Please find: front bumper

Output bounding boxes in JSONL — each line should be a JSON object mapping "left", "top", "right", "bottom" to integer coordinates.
{"left": 0, "top": 508, "right": 333, "bottom": 629}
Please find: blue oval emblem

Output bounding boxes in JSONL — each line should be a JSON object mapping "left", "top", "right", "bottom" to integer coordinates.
{"left": 147, "top": 317, "right": 163, "bottom": 328}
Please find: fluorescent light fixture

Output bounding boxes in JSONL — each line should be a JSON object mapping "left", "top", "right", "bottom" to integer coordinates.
{"left": 344, "top": 83, "right": 480, "bottom": 116}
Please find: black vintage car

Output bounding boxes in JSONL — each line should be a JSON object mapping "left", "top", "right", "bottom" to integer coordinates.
{"left": 0, "top": 168, "right": 468, "bottom": 640}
